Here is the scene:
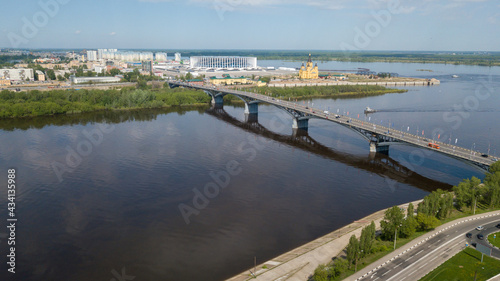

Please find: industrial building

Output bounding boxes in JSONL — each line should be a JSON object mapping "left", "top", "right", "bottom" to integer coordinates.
{"left": 190, "top": 56, "right": 257, "bottom": 69}
{"left": 0, "top": 68, "right": 34, "bottom": 81}
{"left": 70, "top": 75, "right": 121, "bottom": 84}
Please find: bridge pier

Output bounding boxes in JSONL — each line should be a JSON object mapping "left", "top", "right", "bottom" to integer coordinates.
{"left": 292, "top": 118, "right": 309, "bottom": 131}
{"left": 244, "top": 102, "right": 259, "bottom": 114}
{"left": 370, "top": 142, "right": 389, "bottom": 155}
{"left": 245, "top": 113, "right": 258, "bottom": 123}
{"left": 211, "top": 95, "right": 224, "bottom": 105}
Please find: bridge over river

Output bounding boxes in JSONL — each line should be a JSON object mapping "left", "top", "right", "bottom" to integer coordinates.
{"left": 169, "top": 81, "right": 497, "bottom": 171}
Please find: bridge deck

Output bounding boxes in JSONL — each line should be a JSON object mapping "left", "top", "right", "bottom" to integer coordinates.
{"left": 170, "top": 81, "right": 497, "bottom": 168}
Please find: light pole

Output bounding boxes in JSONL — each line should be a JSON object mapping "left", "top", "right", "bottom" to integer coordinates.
{"left": 394, "top": 224, "right": 402, "bottom": 250}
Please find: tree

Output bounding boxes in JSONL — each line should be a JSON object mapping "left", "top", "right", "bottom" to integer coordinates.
{"left": 380, "top": 206, "right": 404, "bottom": 240}
{"left": 312, "top": 264, "right": 329, "bottom": 281}
{"left": 136, "top": 80, "right": 148, "bottom": 90}
{"left": 407, "top": 202, "right": 414, "bottom": 219}
{"left": 452, "top": 177, "right": 481, "bottom": 211}
{"left": 359, "top": 222, "right": 376, "bottom": 257}
{"left": 346, "top": 235, "right": 360, "bottom": 271}
{"left": 57, "top": 75, "right": 65, "bottom": 81}
{"left": 185, "top": 72, "right": 193, "bottom": 80}
{"left": 109, "top": 68, "right": 121, "bottom": 76}
{"left": 331, "top": 258, "right": 348, "bottom": 277}
{"left": 46, "top": 69, "right": 56, "bottom": 80}
{"left": 416, "top": 213, "right": 440, "bottom": 231}
{"left": 400, "top": 215, "right": 418, "bottom": 237}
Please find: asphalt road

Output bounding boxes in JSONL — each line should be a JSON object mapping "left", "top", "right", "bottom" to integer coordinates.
{"left": 355, "top": 215, "right": 500, "bottom": 281}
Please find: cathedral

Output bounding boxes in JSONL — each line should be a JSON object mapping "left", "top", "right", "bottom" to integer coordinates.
{"left": 299, "top": 54, "right": 319, "bottom": 79}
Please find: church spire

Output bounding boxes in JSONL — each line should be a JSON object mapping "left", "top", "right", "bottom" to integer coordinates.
{"left": 307, "top": 53, "right": 312, "bottom": 63}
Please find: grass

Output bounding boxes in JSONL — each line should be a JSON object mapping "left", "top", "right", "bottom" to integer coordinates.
{"left": 488, "top": 232, "right": 500, "bottom": 248}
{"left": 419, "top": 247, "right": 500, "bottom": 281}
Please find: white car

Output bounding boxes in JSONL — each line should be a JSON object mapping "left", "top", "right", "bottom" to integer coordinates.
{"left": 476, "top": 226, "right": 484, "bottom": 231}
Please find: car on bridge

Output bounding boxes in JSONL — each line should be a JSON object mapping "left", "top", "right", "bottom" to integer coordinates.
{"left": 476, "top": 226, "right": 484, "bottom": 231}
{"left": 477, "top": 234, "right": 484, "bottom": 240}
{"left": 496, "top": 223, "right": 500, "bottom": 228}
{"left": 428, "top": 143, "right": 440, "bottom": 149}
{"left": 466, "top": 233, "right": 472, "bottom": 238}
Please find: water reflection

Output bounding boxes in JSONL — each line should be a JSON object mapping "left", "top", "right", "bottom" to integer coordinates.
{"left": 206, "top": 105, "right": 451, "bottom": 193}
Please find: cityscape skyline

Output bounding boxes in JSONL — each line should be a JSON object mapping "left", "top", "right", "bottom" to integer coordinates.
{"left": 1, "top": 0, "right": 500, "bottom": 51}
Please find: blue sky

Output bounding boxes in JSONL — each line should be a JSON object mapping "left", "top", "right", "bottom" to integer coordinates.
{"left": 1, "top": 0, "right": 499, "bottom": 51}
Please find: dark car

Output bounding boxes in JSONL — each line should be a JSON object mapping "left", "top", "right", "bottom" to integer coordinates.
{"left": 481, "top": 154, "right": 488, "bottom": 158}
{"left": 496, "top": 223, "right": 500, "bottom": 228}
{"left": 477, "top": 234, "right": 484, "bottom": 240}
{"left": 472, "top": 242, "right": 477, "bottom": 248}
{"left": 466, "top": 233, "right": 472, "bottom": 238}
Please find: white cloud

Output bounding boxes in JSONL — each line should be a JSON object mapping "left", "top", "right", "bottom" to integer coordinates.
{"left": 109, "top": 31, "right": 116, "bottom": 36}
{"left": 75, "top": 30, "right": 81, "bottom": 34}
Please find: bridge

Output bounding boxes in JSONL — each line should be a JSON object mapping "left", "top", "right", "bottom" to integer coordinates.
{"left": 168, "top": 81, "right": 497, "bottom": 171}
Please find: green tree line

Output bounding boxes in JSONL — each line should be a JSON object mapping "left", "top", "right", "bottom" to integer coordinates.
{"left": 0, "top": 85, "right": 211, "bottom": 118}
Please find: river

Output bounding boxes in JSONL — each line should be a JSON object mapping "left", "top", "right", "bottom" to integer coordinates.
{"left": 0, "top": 61, "right": 499, "bottom": 280}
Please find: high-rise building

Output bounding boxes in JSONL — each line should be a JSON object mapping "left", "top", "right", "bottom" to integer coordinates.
{"left": 0, "top": 68, "right": 34, "bottom": 81}
{"left": 155, "top": 52, "right": 167, "bottom": 61}
{"left": 142, "top": 60, "right": 153, "bottom": 74}
{"left": 174, "top": 52, "right": 181, "bottom": 62}
{"left": 87, "top": 50, "right": 98, "bottom": 61}
{"left": 189, "top": 56, "right": 257, "bottom": 69}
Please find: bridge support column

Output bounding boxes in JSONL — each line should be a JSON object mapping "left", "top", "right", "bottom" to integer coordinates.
{"left": 212, "top": 95, "right": 224, "bottom": 105}
{"left": 244, "top": 102, "right": 258, "bottom": 114}
{"left": 245, "top": 113, "right": 258, "bottom": 123}
{"left": 292, "top": 118, "right": 309, "bottom": 131}
{"left": 370, "top": 142, "right": 389, "bottom": 155}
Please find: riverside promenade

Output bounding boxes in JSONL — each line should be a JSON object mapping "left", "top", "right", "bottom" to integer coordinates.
{"left": 226, "top": 200, "right": 422, "bottom": 281}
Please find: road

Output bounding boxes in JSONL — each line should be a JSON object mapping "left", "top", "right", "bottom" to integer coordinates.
{"left": 351, "top": 213, "right": 500, "bottom": 281}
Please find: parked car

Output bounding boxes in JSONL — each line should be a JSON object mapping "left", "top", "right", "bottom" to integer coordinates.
{"left": 466, "top": 233, "right": 472, "bottom": 238}
{"left": 477, "top": 234, "right": 484, "bottom": 240}
{"left": 495, "top": 223, "right": 500, "bottom": 228}
{"left": 476, "top": 226, "right": 484, "bottom": 231}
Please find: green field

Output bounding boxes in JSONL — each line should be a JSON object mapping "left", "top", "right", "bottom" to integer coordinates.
{"left": 419, "top": 247, "right": 500, "bottom": 281}
{"left": 488, "top": 232, "right": 500, "bottom": 248}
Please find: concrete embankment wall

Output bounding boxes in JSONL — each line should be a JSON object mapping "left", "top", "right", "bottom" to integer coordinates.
{"left": 269, "top": 80, "right": 440, "bottom": 88}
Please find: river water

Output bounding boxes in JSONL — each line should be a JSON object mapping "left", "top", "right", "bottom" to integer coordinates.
{"left": 0, "top": 61, "right": 499, "bottom": 280}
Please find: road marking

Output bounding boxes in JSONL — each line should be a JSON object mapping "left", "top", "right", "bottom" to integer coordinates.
{"left": 394, "top": 262, "right": 403, "bottom": 268}
{"left": 419, "top": 262, "right": 429, "bottom": 269}
{"left": 436, "top": 239, "right": 441, "bottom": 243}
{"left": 416, "top": 250, "right": 424, "bottom": 255}
{"left": 387, "top": 230, "right": 471, "bottom": 281}
{"left": 409, "top": 269, "right": 418, "bottom": 276}
{"left": 382, "top": 270, "right": 391, "bottom": 276}
{"left": 373, "top": 278, "right": 379, "bottom": 281}
{"left": 429, "top": 256, "right": 439, "bottom": 262}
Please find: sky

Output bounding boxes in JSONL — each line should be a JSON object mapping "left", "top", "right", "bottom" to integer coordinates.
{"left": 0, "top": 0, "right": 499, "bottom": 51}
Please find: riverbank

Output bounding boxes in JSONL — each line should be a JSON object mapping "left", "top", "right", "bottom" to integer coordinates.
{"left": 226, "top": 200, "right": 423, "bottom": 281}
{"left": 226, "top": 203, "right": 500, "bottom": 281}
{"left": 0, "top": 84, "right": 406, "bottom": 119}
